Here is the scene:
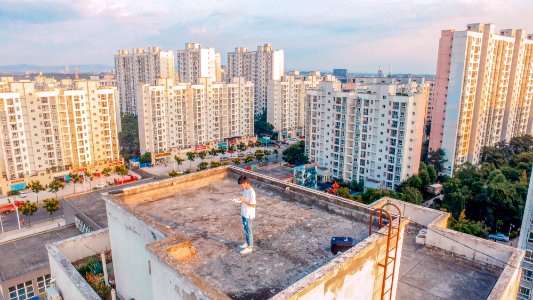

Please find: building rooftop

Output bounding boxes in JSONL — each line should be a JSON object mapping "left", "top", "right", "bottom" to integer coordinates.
{"left": 0, "top": 225, "right": 80, "bottom": 282}
{"left": 253, "top": 164, "right": 294, "bottom": 182}
{"left": 63, "top": 191, "right": 108, "bottom": 230}
{"left": 397, "top": 230, "right": 500, "bottom": 300}
{"left": 105, "top": 167, "right": 382, "bottom": 299}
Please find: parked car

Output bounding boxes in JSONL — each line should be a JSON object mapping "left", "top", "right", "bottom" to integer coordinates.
{"left": 19, "top": 191, "right": 27, "bottom": 198}
{"left": 96, "top": 182, "right": 107, "bottom": 189}
{"left": 487, "top": 233, "right": 509, "bottom": 242}
{"left": 238, "top": 153, "right": 245, "bottom": 158}
{"left": 220, "top": 156, "right": 229, "bottom": 161}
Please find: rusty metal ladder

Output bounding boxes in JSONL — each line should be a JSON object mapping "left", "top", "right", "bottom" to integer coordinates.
{"left": 368, "top": 203, "right": 402, "bottom": 300}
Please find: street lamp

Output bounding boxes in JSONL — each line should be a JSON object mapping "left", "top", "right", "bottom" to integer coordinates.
{"left": 509, "top": 224, "right": 515, "bottom": 237}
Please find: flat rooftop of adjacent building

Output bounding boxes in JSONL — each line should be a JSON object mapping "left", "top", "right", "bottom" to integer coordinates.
{"left": 106, "top": 167, "right": 376, "bottom": 299}
{"left": 253, "top": 164, "right": 294, "bottom": 181}
{"left": 0, "top": 225, "right": 80, "bottom": 282}
{"left": 397, "top": 229, "right": 501, "bottom": 300}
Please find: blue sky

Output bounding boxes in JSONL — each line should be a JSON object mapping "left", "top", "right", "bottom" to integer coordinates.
{"left": 0, "top": 0, "right": 532, "bottom": 73}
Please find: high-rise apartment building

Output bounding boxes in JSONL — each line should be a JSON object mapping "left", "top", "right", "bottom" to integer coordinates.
{"left": 429, "top": 23, "right": 533, "bottom": 175}
{"left": 227, "top": 44, "right": 284, "bottom": 114}
{"left": 0, "top": 77, "right": 120, "bottom": 194}
{"left": 137, "top": 78, "right": 254, "bottom": 156}
{"left": 266, "top": 74, "right": 319, "bottom": 137}
{"left": 176, "top": 43, "right": 221, "bottom": 84}
{"left": 305, "top": 78, "right": 427, "bottom": 190}
{"left": 114, "top": 47, "right": 175, "bottom": 114}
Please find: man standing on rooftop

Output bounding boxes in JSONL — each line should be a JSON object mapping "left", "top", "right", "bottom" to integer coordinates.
{"left": 238, "top": 175, "right": 256, "bottom": 254}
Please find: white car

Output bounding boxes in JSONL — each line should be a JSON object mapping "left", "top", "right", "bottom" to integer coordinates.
{"left": 19, "top": 191, "right": 27, "bottom": 198}
{"left": 96, "top": 183, "right": 107, "bottom": 189}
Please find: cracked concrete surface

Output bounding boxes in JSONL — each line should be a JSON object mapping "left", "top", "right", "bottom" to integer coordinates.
{"left": 132, "top": 175, "right": 370, "bottom": 299}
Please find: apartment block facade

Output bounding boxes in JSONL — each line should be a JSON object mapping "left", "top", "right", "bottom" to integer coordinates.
{"left": 137, "top": 78, "right": 254, "bottom": 156}
{"left": 0, "top": 77, "right": 120, "bottom": 194}
{"left": 429, "top": 23, "right": 533, "bottom": 175}
{"left": 266, "top": 74, "right": 319, "bottom": 137}
{"left": 227, "top": 44, "right": 284, "bottom": 114}
{"left": 114, "top": 47, "right": 174, "bottom": 114}
{"left": 305, "top": 78, "right": 427, "bottom": 190}
{"left": 176, "top": 43, "right": 221, "bottom": 84}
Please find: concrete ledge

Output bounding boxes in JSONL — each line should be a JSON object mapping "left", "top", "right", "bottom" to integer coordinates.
{"left": 0, "top": 218, "right": 65, "bottom": 244}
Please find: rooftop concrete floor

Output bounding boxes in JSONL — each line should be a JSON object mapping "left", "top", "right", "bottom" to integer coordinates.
{"left": 397, "top": 230, "right": 500, "bottom": 300}
{"left": 0, "top": 225, "right": 80, "bottom": 282}
{"left": 133, "top": 176, "right": 370, "bottom": 299}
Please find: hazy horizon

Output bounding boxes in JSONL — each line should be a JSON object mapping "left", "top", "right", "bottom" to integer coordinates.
{"left": 1, "top": 0, "right": 532, "bottom": 74}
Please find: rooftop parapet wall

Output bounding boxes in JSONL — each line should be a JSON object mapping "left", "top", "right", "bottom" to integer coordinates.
{"left": 46, "top": 229, "right": 110, "bottom": 300}
{"left": 105, "top": 166, "right": 407, "bottom": 300}
{"left": 372, "top": 197, "right": 524, "bottom": 300}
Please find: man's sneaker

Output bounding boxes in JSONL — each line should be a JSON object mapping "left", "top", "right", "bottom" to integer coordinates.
{"left": 240, "top": 247, "right": 253, "bottom": 254}
{"left": 239, "top": 243, "right": 248, "bottom": 249}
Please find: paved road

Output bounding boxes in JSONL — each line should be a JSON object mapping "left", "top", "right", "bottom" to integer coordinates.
{"left": 0, "top": 177, "right": 157, "bottom": 233}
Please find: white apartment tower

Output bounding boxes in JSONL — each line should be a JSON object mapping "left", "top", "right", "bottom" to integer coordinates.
{"left": 267, "top": 74, "right": 319, "bottom": 137}
{"left": 176, "top": 43, "right": 221, "bottom": 84}
{"left": 138, "top": 78, "right": 254, "bottom": 155}
{"left": 305, "top": 78, "right": 427, "bottom": 190}
{"left": 0, "top": 77, "right": 120, "bottom": 193}
{"left": 429, "top": 24, "right": 533, "bottom": 175}
{"left": 227, "top": 44, "right": 284, "bottom": 114}
{"left": 114, "top": 47, "right": 175, "bottom": 114}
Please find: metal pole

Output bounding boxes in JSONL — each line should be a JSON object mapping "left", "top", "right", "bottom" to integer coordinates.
{"left": 0, "top": 215, "right": 4, "bottom": 234}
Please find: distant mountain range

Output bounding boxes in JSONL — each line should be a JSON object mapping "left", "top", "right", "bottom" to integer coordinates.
{"left": 0, "top": 64, "right": 113, "bottom": 74}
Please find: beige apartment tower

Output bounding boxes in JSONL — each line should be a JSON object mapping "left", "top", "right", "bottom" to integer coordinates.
{"left": 137, "top": 78, "right": 254, "bottom": 156}
{"left": 0, "top": 77, "right": 120, "bottom": 194}
{"left": 176, "top": 43, "right": 221, "bottom": 84}
{"left": 429, "top": 23, "right": 533, "bottom": 175}
{"left": 114, "top": 47, "right": 175, "bottom": 114}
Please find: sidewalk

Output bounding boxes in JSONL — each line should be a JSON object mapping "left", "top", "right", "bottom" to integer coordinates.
{"left": 0, "top": 217, "right": 66, "bottom": 244}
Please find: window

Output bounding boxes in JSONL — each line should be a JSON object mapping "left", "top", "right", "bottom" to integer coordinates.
{"left": 523, "top": 269, "right": 533, "bottom": 282}
{"left": 37, "top": 274, "right": 51, "bottom": 294}
{"left": 528, "top": 232, "right": 533, "bottom": 243}
{"left": 526, "top": 251, "right": 533, "bottom": 263}
{"left": 8, "top": 281, "right": 34, "bottom": 300}
{"left": 519, "top": 286, "right": 531, "bottom": 300}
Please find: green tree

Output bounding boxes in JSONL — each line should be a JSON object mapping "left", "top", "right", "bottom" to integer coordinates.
{"left": 198, "top": 151, "right": 207, "bottom": 160}
{"left": 254, "top": 152, "right": 264, "bottom": 162}
{"left": 186, "top": 152, "right": 196, "bottom": 169}
{"left": 174, "top": 156, "right": 184, "bottom": 171}
{"left": 26, "top": 180, "right": 46, "bottom": 203}
{"left": 218, "top": 147, "right": 226, "bottom": 156}
{"left": 481, "top": 146, "right": 507, "bottom": 168}
{"left": 209, "top": 148, "right": 218, "bottom": 157}
{"left": 114, "top": 165, "right": 129, "bottom": 179}
{"left": 426, "top": 164, "right": 437, "bottom": 183}
{"left": 20, "top": 200, "right": 39, "bottom": 226}
{"left": 449, "top": 211, "right": 489, "bottom": 238}
{"left": 48, "top": 180, "right": 65, "bottom": 198}
{"left": 419, "top": 169, "right": 430, "bottom": 188}
{"left": 210, "top": 161, "right": 222, "bottom": 169}
{"left": 198, "top": 162, "right": 209, "bottom": 171}
{"left": 243, "top": 155, "right": 254, "bottom": 163}
{"left": 401, "top": 187, "right": 423, "bottom": 205}
{"left": 406, "top": 175, "right": 422, "bottom": 190}
{"left": 232, "top": 158, "right": 241, "bottom": 165}
{"left": 118, "top": 114, "right": 140, "bottom": 161}
{"left": 520, "top": 170, "right": 528, "bottom": 183}
{"left": 42, "top": 198, "right": 61, "bottom": 221}
{"left": 169, "top": 170, "right": 179, "bottom": 177}
{"left": 237, "top": 142, "right": 247, "bottom": 152}
{"left": 139, "top": 152, "right": 152, "bottom": 164}
{"left": 338, "top": 187, "right": 352, "bottom": 199}
{"left": 102, "top": 167, "right": 112, "bottom": 177}
{"left": 254, "top": 112, "right": 274, "bottom": 136}
{"left": 282, "top": 141, "right": 309, "bottom": 165}
{"left": 7, "top": 190, "right": 20, "bottom": 197}
{"left": 428, "top": 148, "right": 447, "bottom": 173}
{"left": 69, "top": 173, "right": 82, "bottom": 194}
